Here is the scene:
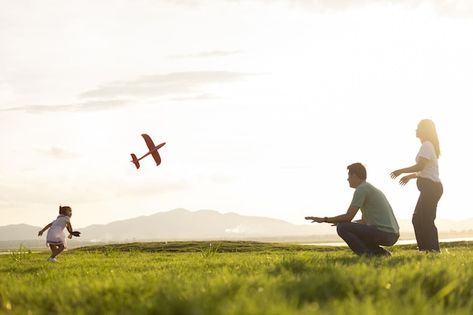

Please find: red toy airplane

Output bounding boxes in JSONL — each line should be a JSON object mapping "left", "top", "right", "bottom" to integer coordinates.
{"left": 130, "top": 134, "right": 166, "bottom": 169}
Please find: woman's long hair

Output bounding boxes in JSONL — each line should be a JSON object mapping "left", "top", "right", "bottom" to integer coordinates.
{"left": 419, "top": 119, "right": 441, "bottom": 158}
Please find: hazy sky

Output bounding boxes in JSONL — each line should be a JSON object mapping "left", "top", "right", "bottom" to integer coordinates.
{"left": 1, "top": 0, "right": 473, "bottom": 228}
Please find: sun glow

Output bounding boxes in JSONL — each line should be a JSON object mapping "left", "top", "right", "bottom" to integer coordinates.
{"left": 1, "top": 1, "right": 473, "bottom": 228}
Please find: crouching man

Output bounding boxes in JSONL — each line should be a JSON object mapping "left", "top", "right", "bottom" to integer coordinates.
{"left": 305, "top": 163, "right": 400, "bottom": 256}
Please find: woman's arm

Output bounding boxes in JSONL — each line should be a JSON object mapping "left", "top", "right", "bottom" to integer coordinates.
{"left": 399, "top": 173, "right": 418, "bottom": 185}
{"left": 391, "top": 157, "right": 428, "bottom": 178}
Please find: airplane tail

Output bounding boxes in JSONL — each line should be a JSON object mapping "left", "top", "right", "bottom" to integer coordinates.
{"left": 130, "top": 153, "right": 140, "bottom": 169}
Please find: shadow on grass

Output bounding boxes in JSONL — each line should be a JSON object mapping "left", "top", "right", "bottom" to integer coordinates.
{"left": 278, "top": 268, "right": 354, "bottom": 305}
{"left": 0, "top": 265, "right": 44, "bottom": 274}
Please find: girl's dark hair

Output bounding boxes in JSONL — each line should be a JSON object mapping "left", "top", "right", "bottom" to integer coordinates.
{"left": 59, "top": 205, "right": 71, "bottom": 215}
{"left": 347, "top": 163, "right": 367, "bottom": 180}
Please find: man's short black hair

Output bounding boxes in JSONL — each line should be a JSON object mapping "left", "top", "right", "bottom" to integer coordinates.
{"left": 347, "top": 163, "right": 367, "bottom": 180}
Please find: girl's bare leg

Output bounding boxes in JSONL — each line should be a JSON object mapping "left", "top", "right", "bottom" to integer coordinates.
{"left": 49, "top": 244, "right": 57, "bottom": 257}
{"left": 49, "top": 244, "right": 65, "bottom": 258}
{"left": 52, "top": 244, "right": 65, "bottom": 258}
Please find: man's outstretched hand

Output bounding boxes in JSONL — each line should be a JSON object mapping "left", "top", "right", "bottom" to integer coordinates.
{"left": 71, "top": 231, "right": 81, "bottom": 237}
{"left": 305, "top": 216, "right": 325, "bottom": 223}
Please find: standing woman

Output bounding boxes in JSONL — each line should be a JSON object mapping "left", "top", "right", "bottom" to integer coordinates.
{"left": 390, "top": 119, "right": 443, "bottom": 252}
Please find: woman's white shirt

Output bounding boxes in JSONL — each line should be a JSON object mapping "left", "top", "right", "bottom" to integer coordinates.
{"left": 416, "top": 141, "right": 441, "bottom": 183}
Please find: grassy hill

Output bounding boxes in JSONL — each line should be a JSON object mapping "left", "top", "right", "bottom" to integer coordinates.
{"left": 72, "top": 240, "right": 343, "bottom": 253}
{"left": 72, "top": 239, "right": 473, "bottom": 253}
{"left": 1, "top": 241, "right": 473, "bottom": 314}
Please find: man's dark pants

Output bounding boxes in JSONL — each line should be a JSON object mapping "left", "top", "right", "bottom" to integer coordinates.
{"left": 337, "top": 222, "right": 399, "bottom": 256}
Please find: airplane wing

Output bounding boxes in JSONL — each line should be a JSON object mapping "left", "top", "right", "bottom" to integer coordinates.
{"left": 150, "top": 150, "right": 162, "bottom": 166}
{"left": 142, "top": 134, "right": 166, "bottom": 166}
{"left": 150, "top": 143, "right": 166, "bottom": 166}
{"left": 141, "top": 134, "right": 156, "bottom": 151}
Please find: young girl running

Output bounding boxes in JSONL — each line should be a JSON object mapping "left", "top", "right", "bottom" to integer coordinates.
{"left": 38, "top": 205, "right": 80, "bottom": 262}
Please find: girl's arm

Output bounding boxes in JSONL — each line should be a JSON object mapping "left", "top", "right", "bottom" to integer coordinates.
{"left": 66, "top": 222, "right": 73, "bottom": 239}
{"left": 66, "top": 222, "right": 73, "bottom": 234}
{"left": 38, "top": 223, "right": 52, "bottom": 236}
{"left": 67, "top": 222, "right": 81, "bottom": 237}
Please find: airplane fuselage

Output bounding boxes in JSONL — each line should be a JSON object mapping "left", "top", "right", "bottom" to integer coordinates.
{"left": 136, "top": 142, "right": 166, "bottom": 161}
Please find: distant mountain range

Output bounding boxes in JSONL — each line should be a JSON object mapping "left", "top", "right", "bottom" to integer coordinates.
{"left": 1, "top": 208, "right": 472, "bottom": 243}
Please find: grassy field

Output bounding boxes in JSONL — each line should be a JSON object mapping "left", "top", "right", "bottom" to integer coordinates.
{"left": 1, "top": 241, "right": 473, "bottom": 315}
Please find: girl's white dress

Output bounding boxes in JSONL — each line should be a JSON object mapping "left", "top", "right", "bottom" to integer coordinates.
{"left": 46, "top": 214, "right": 70, "bottom": 246}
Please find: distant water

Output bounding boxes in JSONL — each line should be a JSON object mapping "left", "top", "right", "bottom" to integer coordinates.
{"left": 302, "top": 237, "right": 473, "bottom": 247}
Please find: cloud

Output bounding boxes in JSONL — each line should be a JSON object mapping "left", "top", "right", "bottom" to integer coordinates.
{"left": 80, "top": 71, "right": 254, "bottom": 99}
{"left": 289, "top": 0, "right": 472, "bottom": 14}
{"left": 1, "top": 71, "right": 254, "bottom": 113}
{"left": 168, "top": 93, "right": 223, "bottom": 102}
{"left": 117, "top": 180, "right": 191, "bottom": 197}
{"left": 0, "top": 177, "right": 190, "bottom": 208}
{"left": 35, "top": 147, "right": 79, "bottom": 159}
{"left": 292, "top": 0, "right": 473, "bottom": 16}
{"left": 1, "top": 99, "right": 128, "bottom": 113}
{"left": 164, "top": 0, "right": 473, "bottom": 17}
{"left": 167, "top": 50, "right": 242, "bottom": 59}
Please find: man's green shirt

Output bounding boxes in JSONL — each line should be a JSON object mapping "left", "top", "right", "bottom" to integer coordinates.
{"left": 350, "top": 181, "right": 400, "bottom": 234}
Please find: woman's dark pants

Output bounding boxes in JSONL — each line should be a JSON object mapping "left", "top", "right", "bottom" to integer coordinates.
{"left": 413, "top": 178, "right": 443, "bottom": 251}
